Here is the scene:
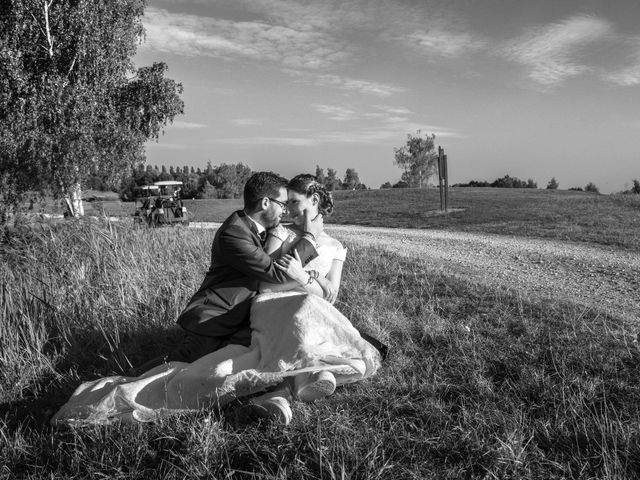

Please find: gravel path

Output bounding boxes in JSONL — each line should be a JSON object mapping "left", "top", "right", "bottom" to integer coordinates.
{"left": 191, "top": 222, "right": 640, "bottom": 326}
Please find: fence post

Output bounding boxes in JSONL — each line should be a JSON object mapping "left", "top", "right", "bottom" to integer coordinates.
{"left": 443, "top": 154, "right": 449, "bottom": 212}
{"left": 438, "top": 146, "right": 444, "bottom": 211}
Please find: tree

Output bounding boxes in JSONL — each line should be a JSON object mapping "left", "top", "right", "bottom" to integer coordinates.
{"left": 0, "top": 1, "right": 184, "bottom": 218}
{"left": 631, "top": 179, "right": 640, "bottom": 194}
{"left": 343, "top": 168, "right": 360, "bottom": 190}
{"left": 315, "top": 165, "right": 325, "bottom": 186}
{"left": 393, "top": 131, "right": 437, "bottom": 188}
{"left": 546, "top": 177, "right": 559, "bottom": 190}
{"left": 212, "top": 163, "right": 252, "bottom": 199}
{"left": 201, "top": 180, "right": 218, "bottom": 199}
{"left": 526, "top": 178, "right": 538, "bottom": 189}
{"left": 325, "top": 168, "right": 341, "bottom": 191}
{"left": 380, "top": 181, "right": 392, "bottom": 189}
{"left": 584, "top": 182, "right": 599, "bottom": 194}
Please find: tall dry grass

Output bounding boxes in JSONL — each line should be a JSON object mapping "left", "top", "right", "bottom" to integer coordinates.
{"left": 1, "top": 219, "right": 639, "bottom": 479}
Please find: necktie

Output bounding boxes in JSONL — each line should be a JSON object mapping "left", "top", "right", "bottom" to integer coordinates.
{"left": 258, "top": 230, "right": 267, "bottom": 245}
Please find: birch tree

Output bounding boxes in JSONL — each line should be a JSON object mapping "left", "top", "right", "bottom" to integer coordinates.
{"left": 393, "top": 131, "right": 437, "bottom": 188}
{"left": 0, "top": 0, "right": 184, "bottom": 218}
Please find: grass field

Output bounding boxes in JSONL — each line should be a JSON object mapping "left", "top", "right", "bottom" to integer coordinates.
{"left": 1, "top": 190, "right": 640, "bottom": 478}
{"left": 89, "top": 187, "right": 640, "bottom": 251}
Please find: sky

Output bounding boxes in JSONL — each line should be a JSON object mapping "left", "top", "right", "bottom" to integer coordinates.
{"left": 134, "top": 0, "right": 640, "bottom": 193}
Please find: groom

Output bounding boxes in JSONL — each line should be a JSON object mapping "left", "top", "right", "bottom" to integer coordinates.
{"left": 137, "top": 171, "right": 322, "bottom": 371}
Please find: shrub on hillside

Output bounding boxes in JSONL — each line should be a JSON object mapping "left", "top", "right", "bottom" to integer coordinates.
{"left": 584, "top": 182, "right": 600, "bottom": 194}
{"left": 453, "top": 175, "right": 536, "bottom": 188}
{"left": 622, "top": 179, "right": 640, "bottom": 194}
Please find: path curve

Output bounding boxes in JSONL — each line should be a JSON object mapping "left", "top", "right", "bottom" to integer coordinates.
{"left": 190, "top": 222, "right": 640, "bottom": 326}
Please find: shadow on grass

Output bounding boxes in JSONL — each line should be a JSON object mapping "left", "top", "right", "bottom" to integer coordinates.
{"left": 0, "top": 323, "right": 186, "bottom": 433}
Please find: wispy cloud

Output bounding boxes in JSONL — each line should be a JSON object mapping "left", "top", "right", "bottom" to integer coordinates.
{"left": 141, "top": 7, "right": 348, "bottom": 70}
{"left": 232, "top": 118, "right": 264, "bottom": 126}
{"left": 604, "top": 36, "right": 640, "bottom": 86}
{"left": 402, "top": 28, "right": 486, "bottom": 58}
{"left": 210, "top": 136, "right": 318, "bottom": 146}
{"left": 312, "top": 104, "right": 358, "bottom": 121}
{"left": 288, "top": 71, "right": 404, "bottom": 97}
{"left": 146, "top": 142, "right": 192, "bottom": 150}
{"left": 310, "top": 102, "right": 463, "bottom": 140}
{"left": 209, "top": 123, "right": 463, "bottom": 147}
{"left": 502, "top": 14, "right": 613, "bottom": 87}
{"left": 172, "top": 120, "right": 207, "bottom": 129}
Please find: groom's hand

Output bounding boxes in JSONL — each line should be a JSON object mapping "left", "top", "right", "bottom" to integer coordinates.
{"left": 303, "top": 210, "right": 323, "bottom": 240}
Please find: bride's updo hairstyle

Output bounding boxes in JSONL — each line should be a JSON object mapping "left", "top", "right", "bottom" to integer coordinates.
{"left": 287, "top": 174, "right": 334, "bottom": 216}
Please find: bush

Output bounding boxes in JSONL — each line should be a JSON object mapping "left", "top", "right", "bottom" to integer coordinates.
{"left": 546, "top": 177, "right": 559, "bottom": 190}
{"left": 584, "top": 182, "right": 600, "bottom": 194}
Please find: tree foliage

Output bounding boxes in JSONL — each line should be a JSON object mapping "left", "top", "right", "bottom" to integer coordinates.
{"left": 315, "top": 165, "right": 325, "bottom": 186}
{"left": 546, "top": 177, "right": 559, "bottom": 190}
{"left": 324, "top": 168, "right": 341, "bottom": 191}
{"left": 0, "top": 0, "right": 184, "bottom": 214}
{"left": 584, "top": 182, "right": 599, "bottom": 194}
{"left": 343, "top": 168, "right": 360, "bottom": 190}
{"left": 393, "top": 131, "right": 437, "bottom": 188}
{"left": 453, "top": 175, "right": 537, "bottom": 189}
{"left": 119, "top": 162, "right": 253, "bottom": 200}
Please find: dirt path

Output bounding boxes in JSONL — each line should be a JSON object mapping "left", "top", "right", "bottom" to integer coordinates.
{"left": 191, "top": 222, "right": 640, "bottom": 326}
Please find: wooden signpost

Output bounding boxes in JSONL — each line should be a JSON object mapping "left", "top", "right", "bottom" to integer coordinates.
{"left": 437, "top": 146, "right": 449, "bottom": 212}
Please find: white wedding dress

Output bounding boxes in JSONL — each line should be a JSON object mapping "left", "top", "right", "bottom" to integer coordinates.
{"left": 52, "top": 230, "right": 382, "bottom": 425}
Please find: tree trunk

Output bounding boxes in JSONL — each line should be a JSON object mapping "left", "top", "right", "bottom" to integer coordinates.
{"left": 64, "top": 183, "right": 84, "bottom": 217}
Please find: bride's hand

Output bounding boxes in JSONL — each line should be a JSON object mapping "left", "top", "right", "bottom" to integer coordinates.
{"left": 275, "top": 249, "right": 308, "bottom": 285}
{"left": 321, "top": 281, "right": 337, "bottom": 304}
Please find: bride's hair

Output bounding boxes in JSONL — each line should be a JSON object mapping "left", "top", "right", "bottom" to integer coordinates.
{"left": 288, "top": 174, "right": 334, "bottom": 216}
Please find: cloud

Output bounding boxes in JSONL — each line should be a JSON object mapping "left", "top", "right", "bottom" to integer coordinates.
{"left": 288, "top": 71, "right": 404, "bottom": 97}
{"left": 312, "top": 104, "right": 358, "bottom": 121}
{"left": 372, "top": 105, "right": 414, "bottom": 115}
{"left": 502, "top": 14, "right": 613, "bottom": 87}
{"left": 309, "top": 102, "right": 463, "bottom": 140}
{"left": 210, "top": 136, "right": 318, "bottom": 146}
{"left": 171, "top": 120, "right": 207, "bottom": 129}
{"left": 402, "top": 28, "right": 486, "bottom": 58}
{"left": 232, "top": 118, "right": 264, "bottom": 126}
{"left": 140, "top": 7, "right": 348, "bottom": 70}
{"left": 604, "top": 36, "right": 640, "bottom": 86}
{"left": 145, "top": 142, "right": 192, "bottom": 150}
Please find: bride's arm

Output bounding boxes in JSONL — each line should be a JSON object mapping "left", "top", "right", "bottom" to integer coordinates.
{"left": 260, "top": 227, "right": 324, "bottom": 294}
{"left": 273, "top": 252, "right": 344, "bottom": 304}
{"left": 310, "top": 259, "right": 344, "bottom": 304}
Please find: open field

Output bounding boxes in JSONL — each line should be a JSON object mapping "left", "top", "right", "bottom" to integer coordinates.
{"left": 1, "top": 202, "right": 640, "bottom": 478}
{"left": 66, "top": 187, "right": 640, "bottom": 252}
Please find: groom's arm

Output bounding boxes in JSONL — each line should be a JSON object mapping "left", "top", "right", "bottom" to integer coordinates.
{"left": 219, "top": 225, "right": 316, "bottom": 283}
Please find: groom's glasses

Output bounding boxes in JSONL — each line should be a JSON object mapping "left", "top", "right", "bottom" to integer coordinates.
{"left": 268, "top": 197, "right": 288, "bottom": 213}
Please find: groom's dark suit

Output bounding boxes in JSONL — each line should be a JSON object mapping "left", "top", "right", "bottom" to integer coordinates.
{"left": 175, "top": 210, "right": 317, "bottom": 351}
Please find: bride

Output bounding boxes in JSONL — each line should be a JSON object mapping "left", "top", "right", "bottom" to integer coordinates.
{"left": 52, "top": 174, "right": 383, "bottom": 425}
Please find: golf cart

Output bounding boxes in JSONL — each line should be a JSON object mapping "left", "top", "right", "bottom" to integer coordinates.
{"left": 133, "top": 181, "right": 190, "bottom": 226}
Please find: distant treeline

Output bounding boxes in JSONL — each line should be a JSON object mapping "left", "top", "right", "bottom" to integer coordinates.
{"left": 110, "top": 163, "right": 367, "bottom": 200}
{"left": 452, "top": 175, "right": 538, "bottom": 189}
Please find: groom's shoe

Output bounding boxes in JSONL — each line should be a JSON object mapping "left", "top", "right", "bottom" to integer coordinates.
{"left": 295, "top": 371, "right": 336, "bottom": 403}
{"left": 244, "top": 387, "right": 293, "bottom": 425}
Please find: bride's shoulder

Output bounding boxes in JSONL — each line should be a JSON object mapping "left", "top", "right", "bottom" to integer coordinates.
{"left": 319, "top": 233, "right": 347, "bottom": 259}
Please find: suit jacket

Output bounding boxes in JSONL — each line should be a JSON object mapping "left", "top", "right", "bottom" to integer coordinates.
{"left": 177, "top": 210, "right": 318, "bottom": 337}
